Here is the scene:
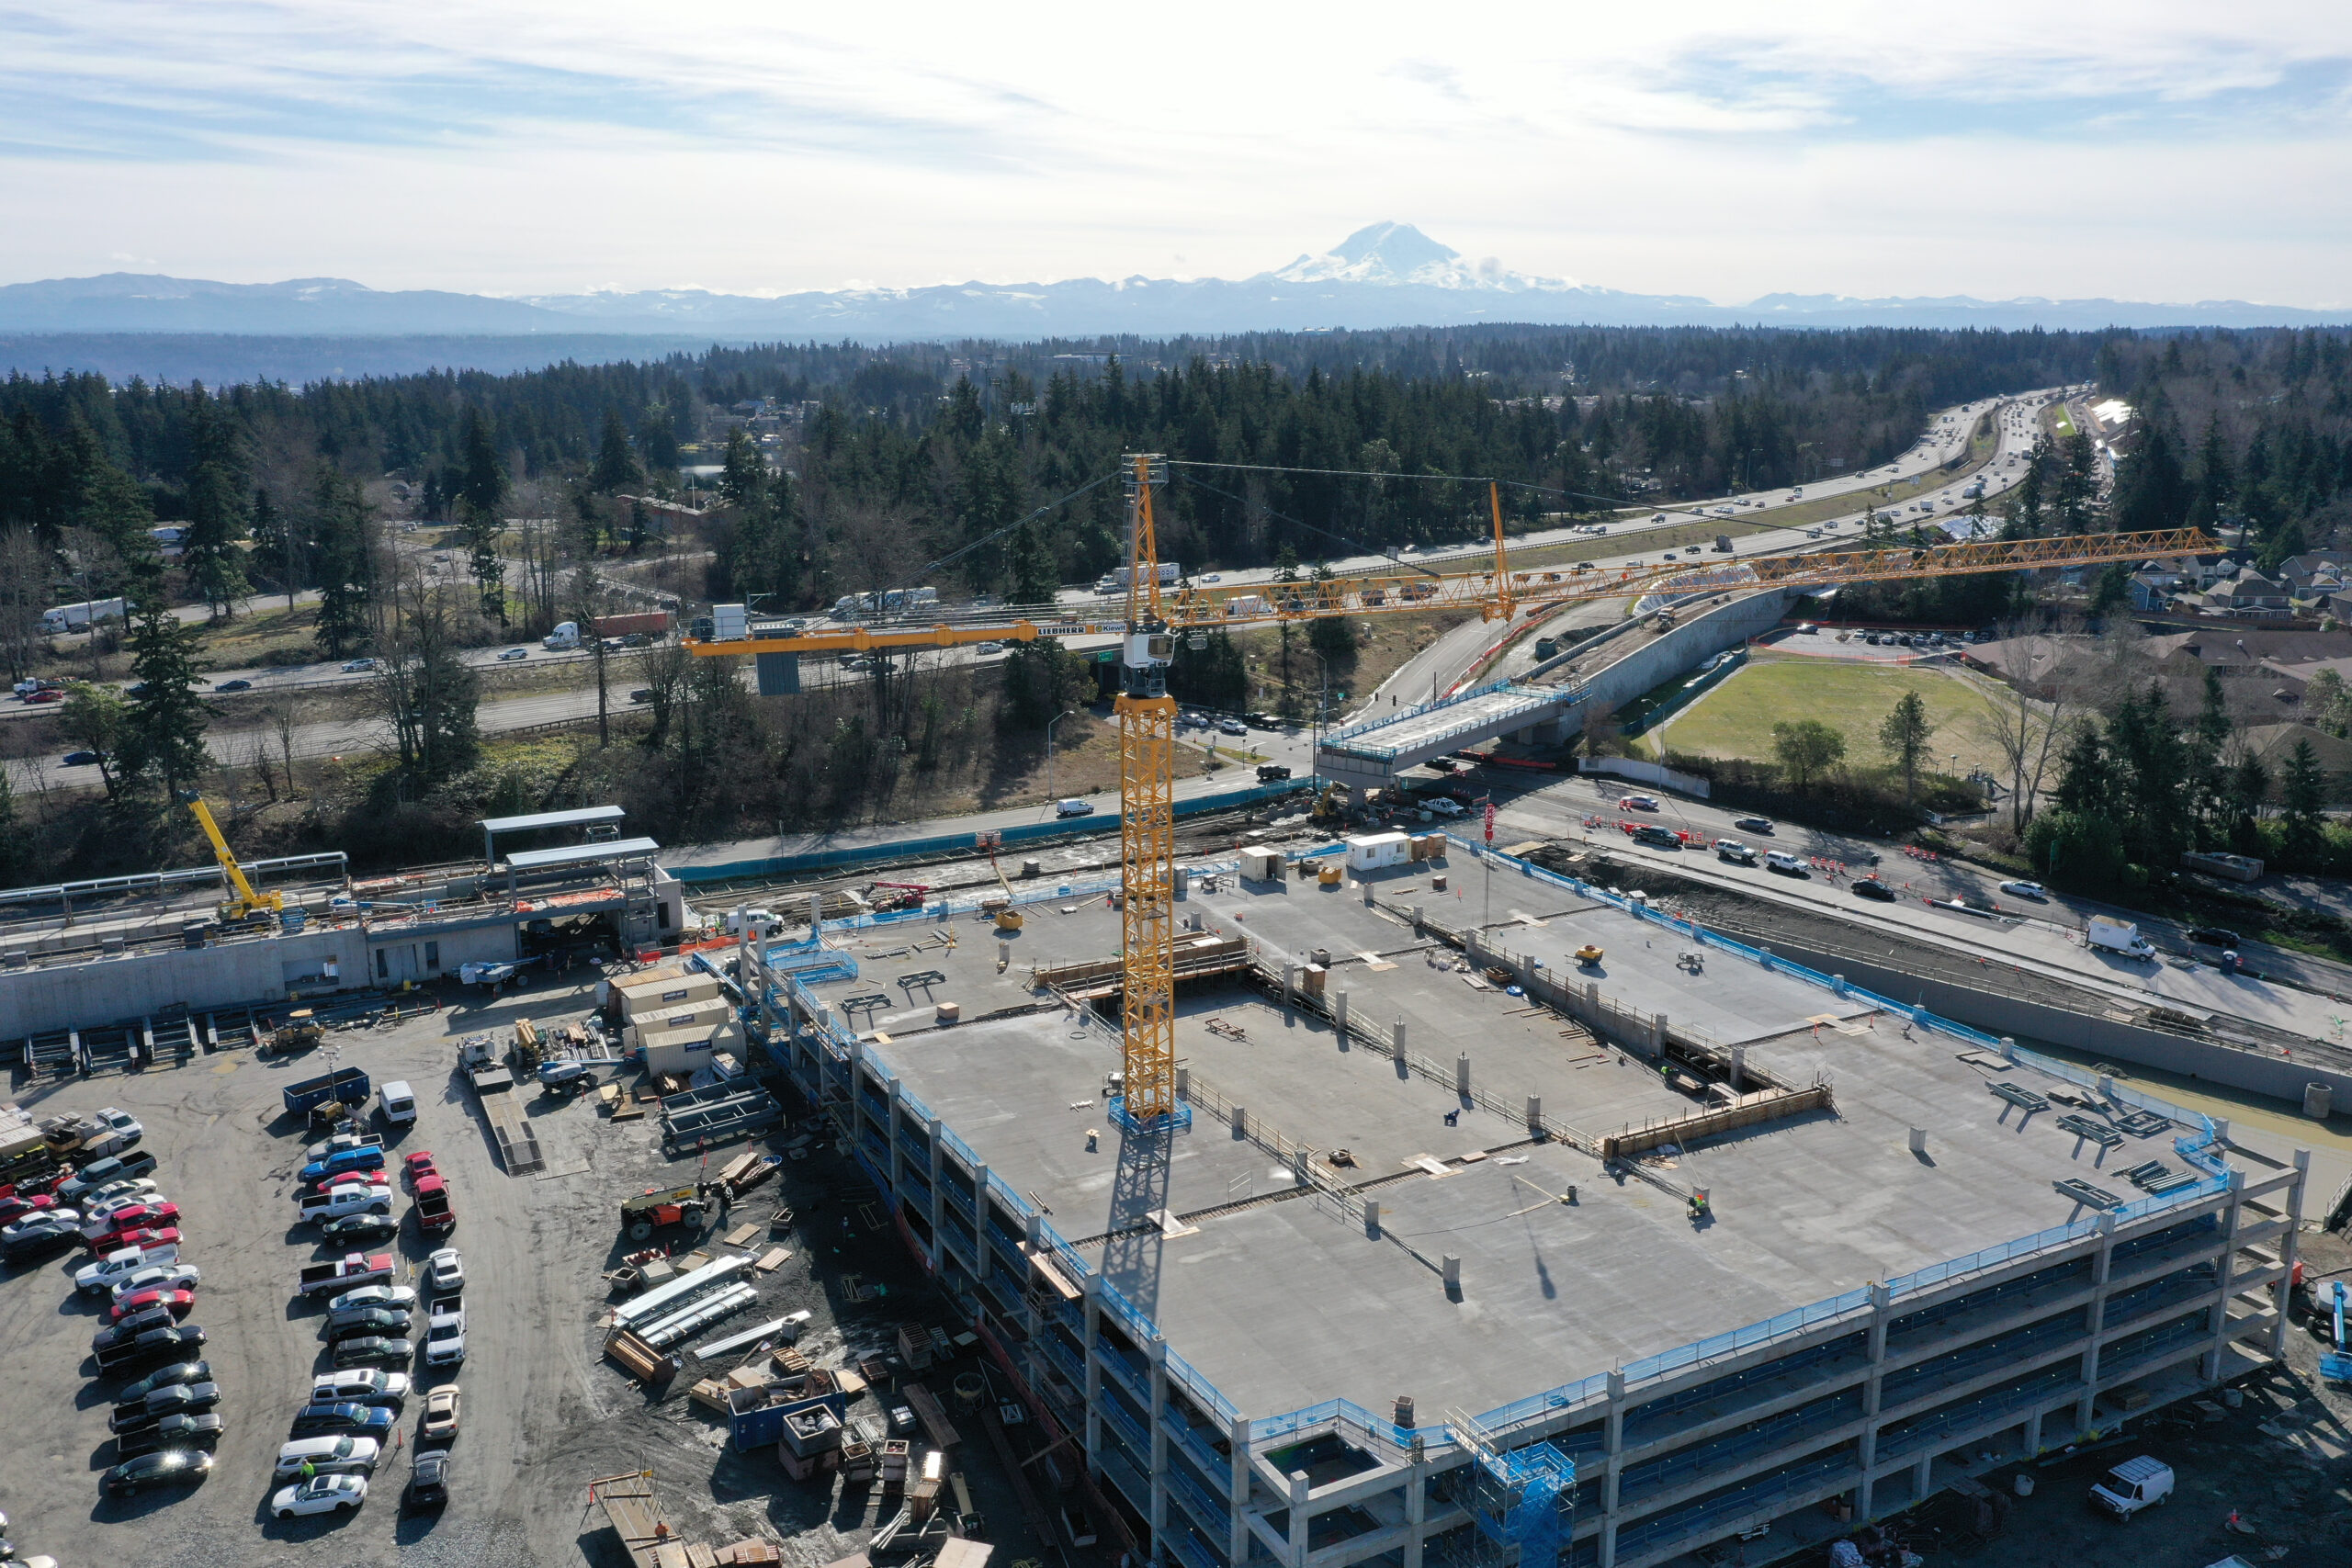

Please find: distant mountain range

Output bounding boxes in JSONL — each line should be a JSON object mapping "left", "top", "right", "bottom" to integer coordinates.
{"left": 1, "top": 224, "right": 2342, "bottom": 380}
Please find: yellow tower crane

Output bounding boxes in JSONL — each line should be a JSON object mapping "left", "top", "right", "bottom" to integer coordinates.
{"left": 685, "top": 457, "right": 2211, "bottom": 1143}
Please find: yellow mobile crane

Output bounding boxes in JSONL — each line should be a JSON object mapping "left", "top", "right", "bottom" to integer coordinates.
{"left": 179, "top": 791, "right": 283, "bottom": 924}
{"left": 687, "top": 455, "right": 2210, "bottom": 1137}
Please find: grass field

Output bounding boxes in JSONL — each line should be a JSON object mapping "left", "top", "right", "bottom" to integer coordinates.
{"left": 2049, "top": 403, "right": 2078, "bottom": 438}
{"left": 1648, "top": 655, "right": 2016, "bottom": 778}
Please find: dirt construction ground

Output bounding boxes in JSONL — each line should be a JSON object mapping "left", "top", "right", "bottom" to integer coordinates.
{"left": 0, "top": 971, "right": 1060, "bottom": 1568}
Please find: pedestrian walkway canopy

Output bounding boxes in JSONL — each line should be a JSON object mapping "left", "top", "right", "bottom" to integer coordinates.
{"left": 479, "top": 805, "right": 627, "bottom": 865}
{"left": 503, "top": 837, "right": 660, "bottom": 874}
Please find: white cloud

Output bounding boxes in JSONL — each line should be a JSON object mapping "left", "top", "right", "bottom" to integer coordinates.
{"left": 0, "top": 0, "right": 2347, "bottom": 305}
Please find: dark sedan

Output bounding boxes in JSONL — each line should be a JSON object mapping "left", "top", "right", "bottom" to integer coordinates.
{"left": 325, "top": 1309, "right": 413, "bottom": 1344}
{"left": 322, "top": 1213, "right": 401, "bottom": 1244}
{"left": 404, "top": 1450, "right": 449, "bottom": 1511}
{"left": 100, "top": 1449, "right": 213, "bottom": 1496}
{"left": 1851, "top": 879, "right": 1897, "bottom": 902}
{"left": 115, "top": 1360, "right": 210, "bottom": 1404}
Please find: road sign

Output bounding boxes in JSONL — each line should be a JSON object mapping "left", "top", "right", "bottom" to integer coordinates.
{"left": 1483, "top": 803, "right": 1496, "bottom": 844}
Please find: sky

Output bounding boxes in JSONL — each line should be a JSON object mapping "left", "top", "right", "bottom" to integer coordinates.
{"left": 4, "top": 0, "right": 2350, "bottom": 307}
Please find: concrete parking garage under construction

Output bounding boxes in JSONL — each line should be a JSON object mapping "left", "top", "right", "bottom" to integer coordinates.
{"left": 733, "top": 833, "right": 2308, "bottom": 1568}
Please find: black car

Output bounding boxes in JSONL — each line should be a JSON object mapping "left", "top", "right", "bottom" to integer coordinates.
{"left": 94, "top": 1306, "right": 179, "bottom": 1350}
{"left": 2, "top": 1221, "right": 78, "bottom": 1262}
{"left": 404, "top": 1450, "right": 449, "bottom": 1511}
{"left": 332, "top": 1335, "right": 412, "bottom": 1369}
{"left": 116, "top": 1412, "right": 224, "bottom": 1459}
{"left": 94, "top": 1324, "right": 206, "bottom": 1372}
{"left": 100, "top": 1448, "right": 213, "bottom": 1496}
{"left": 325, "top": 1309, "right": 413, "bottom": 1344}
{"left": 322, "top": 1212, "right": 401, "bottom": 1244}
{"left": 109, "top": 1381, "right": 221, "bottom": 1433}
{"left": 2187, "top": 927, "right": 2242, "bottom": 950}
{"left": 214, "top": 679, "right": 253, "bottom": 693}
{"left": 1851, "top": 879, "right": 1897, "bottom": 902}
{"left": 289, "top": 1401, "right": 395, "bottom": 1438}
{"left": 115, "top": 1360, "right": 211, "bottom": 1403}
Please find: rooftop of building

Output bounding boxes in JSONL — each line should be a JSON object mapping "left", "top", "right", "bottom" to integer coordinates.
{"left": 797, "top": 852, "right": 2183, "bottom": 1425}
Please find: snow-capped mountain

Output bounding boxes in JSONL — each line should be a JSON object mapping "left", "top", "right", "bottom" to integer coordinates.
{"left": 1, "top": 223, "right": 2343, "bottom": 382}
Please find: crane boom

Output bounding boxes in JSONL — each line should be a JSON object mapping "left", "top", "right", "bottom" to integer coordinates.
{"left": 685, "top": 527, "right": 2212, "bottom": 660}
{"left": 181, "top": 793, "right": 281, "bottom": 921}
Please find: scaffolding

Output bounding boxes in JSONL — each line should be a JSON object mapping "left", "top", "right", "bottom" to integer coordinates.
{"left": 1446, "top": 1409, "right": 1577, "bottom": 1568}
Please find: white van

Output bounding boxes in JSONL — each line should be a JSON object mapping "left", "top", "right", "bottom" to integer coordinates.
{"left": 1055, "top": 799, "right": 1096, "bottom": 819}
{"left": 1763, "top": 850, "right": 1806, "bottom": 876}
{"left": 379, "top": 1081, "right": 417, "bottom": 1125}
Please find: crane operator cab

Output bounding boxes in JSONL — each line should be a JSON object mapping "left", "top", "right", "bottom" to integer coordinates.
{"left": 1123, "top": 630, "right": 1175, "bottom": 697}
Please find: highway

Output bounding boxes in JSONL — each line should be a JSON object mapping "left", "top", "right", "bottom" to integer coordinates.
{"left": 9, "top": 386, "right": 2058, "bottom": 788}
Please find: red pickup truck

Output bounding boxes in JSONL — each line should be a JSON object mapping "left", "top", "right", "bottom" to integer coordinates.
{"left": 298, "top": 1251, "right": 394, "bottom": 1297}
{"left": 412, "top": 1174, "right": 456, "bottom": 1235}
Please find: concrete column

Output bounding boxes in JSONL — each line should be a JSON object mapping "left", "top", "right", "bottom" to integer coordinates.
{"left": 1911, "top": 1450, "right": 1931, "bottom": 1504}
{"left": 2276, "top": 1149, "right": 2312, "bottom": 1360}
{"left": 1402, "top": 1445, "right": 1427, "bottom": 1568}
{"left": 1148, "top": 1337, "right": 1170, "bottom": 1558}
{"left": 2000, "top": 1036, "right": 2018, "bottom": 1063}
{"left": 1083, "top": 1274, "right": 1104, "bottom": 1477}
{"left": 1730, "top": 1047, "right": 1747, "bottom": 1092}
{"left": 1228, "top": 1414, "right": 1251, "bottom": 1566}
{"left": 1282, "top": 964, "right": 1297, "bottom": 1008}
{"left": 973, "top": 1161, "right": 992, "bottom": 1256}
{"left": 1392, "top": 1020, "right": 1408, "bottom": 1062}
{"left": 1647, "top": 1012, "right": 1664, "bottom": 1053}
{"left": 1363, "top": 1199, "right": 1381, "bottom": 1238}
{"left": 1174, "top": 1065, "right": 1190, "bottom": 1100}
{"left": 888, "top": 1077, "right": 905, "bottom": 1193}
{"left": 927, "top": 1115, "right": 945, "bottom": 1263}
{"left": 2024, "top": 1410, "right": 2043, "bottom": 1457}
{"left": 1333, "top": 989, "right": 1350, "bottom": 1043}
{"left": 2206, "top": 1168, "right": 2245, "bottom": 1379}
{"left": 1525, "top": 1094, "right": 1542, "bottom": 1132}
{"left": 1287, "top": 1472, "right": 1312, "bottom": 1568}
{"left": 1455, "top": 1053, "right": 1472, "bottom": 1097}
{"left": 2076, "top": 1215, "right": 2116, "bottom": 1429}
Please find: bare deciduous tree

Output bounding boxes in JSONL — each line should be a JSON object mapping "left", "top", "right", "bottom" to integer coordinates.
{"left": 1979, "top": 616, "right": 2083, "bottom": 832}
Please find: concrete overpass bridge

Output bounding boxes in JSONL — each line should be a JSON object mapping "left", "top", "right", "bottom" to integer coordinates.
{"left": 1313, "top": 675, "right": 1589, "bottom": 795}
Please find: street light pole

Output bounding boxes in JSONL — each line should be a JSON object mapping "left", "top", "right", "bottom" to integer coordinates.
{"left": 1045, "top": 708, "right": 1077, "bottom": 804}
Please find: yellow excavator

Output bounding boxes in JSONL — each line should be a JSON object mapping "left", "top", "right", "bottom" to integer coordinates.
{"left": 179, "top": 792, "right": 283, "bottom": 924}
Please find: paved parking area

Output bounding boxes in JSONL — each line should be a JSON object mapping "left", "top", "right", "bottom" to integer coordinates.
{"left": 0, "top": 973, "right": 1051, "bottom": 1568}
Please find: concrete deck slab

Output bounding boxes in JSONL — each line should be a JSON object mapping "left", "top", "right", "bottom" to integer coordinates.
{"left": 822, "top": 873, "right": 2178, "bottom": 1427}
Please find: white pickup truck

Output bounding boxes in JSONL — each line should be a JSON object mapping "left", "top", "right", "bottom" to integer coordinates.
{"left": 299, "top": 1185, "right": 391, "bottom": 1224}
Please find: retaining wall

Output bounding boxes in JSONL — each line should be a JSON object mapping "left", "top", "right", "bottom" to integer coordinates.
{"left": 1737, "top": 929, "right": 2352, "bottom": 1111}
{"left": 0, "top": 925, "right": 369, "bottom": 1040}
{"left": 1559, "top": 588, "right": 1804, "bottom": 737}
{"left": 663, "top": 779, "right": 1306, "bottom": 885}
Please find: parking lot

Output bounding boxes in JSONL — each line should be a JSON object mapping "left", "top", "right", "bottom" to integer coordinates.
{"left": 0, "top": 972, "right": 1053, "bottom": 1568}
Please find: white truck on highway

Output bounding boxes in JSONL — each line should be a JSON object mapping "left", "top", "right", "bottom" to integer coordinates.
{"left": 42, "top": 597, "right": 129, "bottom": 635}
{"left": 2086, "top": 916, "right": 2157, "bottom": 962}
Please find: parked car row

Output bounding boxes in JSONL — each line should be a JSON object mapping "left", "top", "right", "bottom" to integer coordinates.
{"left": 277, "top": 1114, "right": 469, "bottom": 1520}
{"left": 16, "top": 1143, "right": 237, "bottom": 1504}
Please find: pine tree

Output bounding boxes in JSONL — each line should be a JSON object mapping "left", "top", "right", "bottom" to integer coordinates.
{"left": 1877, "top": 690, "right": 1936, "bottom": 803}
{"left": 590, "top": 410, "right": 642, "bottom": 494}
{"left": 121, "top": 600, "right": 211, "bottom": 801}
{"left": 311, "top": 465, "right": 372, "bottom": 658}
{"left": 2281, "top": 738, "right": 2326, "bottom": 866}
{"left": 178, "top": 386, "right": 251, "bottom": 618}
{"left": 455, "top": 409, "right": 508, "bottom": 622}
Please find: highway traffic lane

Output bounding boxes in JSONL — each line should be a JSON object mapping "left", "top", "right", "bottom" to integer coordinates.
{"left": 1479, "top": 774, "right": 2346, "bottom": 1039}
